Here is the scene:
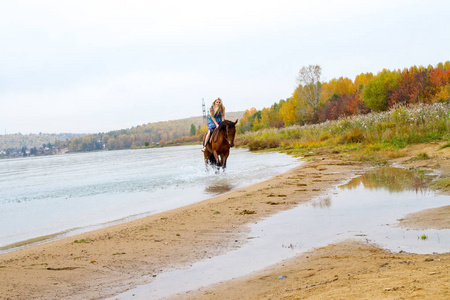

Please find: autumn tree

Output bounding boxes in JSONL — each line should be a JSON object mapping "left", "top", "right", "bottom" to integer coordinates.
{"left": 252, "top": 117, "right": 264, "bottom": 131}
{"left": 279, "top": 97, "right": 298, "bottom": 126}
{"left": 321, "top": 77, "right": 355, "bottom": 102}
{"left": 196, "top": 124, "right": 208, "bottom": 142}
{"left": 236, "top": 108, "right": 258, "bottom": 133}
{"left": 296, "top": 65, "right": 322, "bottom": 123}
{"left": 363, "top": 70, "right": 400, "bottom": 111}
{"left": 354, "top": 72, "right": 374, "bottom": 93}
{"left": 318, "top": 93, "right": 370, "bottom": 122}
{"left": 269, "top": 101, "right": 284, "bottom": 128}
{"left": 390, "top": 67, "right": 430, "bottom": 105}
{"left": 430, "top": 65, "right": 450, "bottom": 102}
{"left": 260, "top": 108, "right": 271, "bottom": 128}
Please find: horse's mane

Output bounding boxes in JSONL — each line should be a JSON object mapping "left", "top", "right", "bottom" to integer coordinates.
{"left": 226, "top": 120, "right": 236, "bottom": 128}
{"left": 218, "top": 120, "right": 235, "bottom": 131}
{"left": 218, "top": 121, "right": 227, "bottom": 131}
{"left": 213, "top": 120, "right": 235, "bottom": 143}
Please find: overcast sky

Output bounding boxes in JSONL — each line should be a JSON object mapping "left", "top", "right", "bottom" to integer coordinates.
{"left": 1, "top": 0, "right": 449, "bottom": 134}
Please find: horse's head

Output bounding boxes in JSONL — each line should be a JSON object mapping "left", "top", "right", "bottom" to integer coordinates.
{"left": 224, "top": 119, "right": 238, "bottom": 147}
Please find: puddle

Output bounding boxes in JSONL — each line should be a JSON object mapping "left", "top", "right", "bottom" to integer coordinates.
{"left": 341, "top": 166, "right": 436, "bottom": 193}
{"left": 110, "top": 167, "right": 449, "bottom": 299}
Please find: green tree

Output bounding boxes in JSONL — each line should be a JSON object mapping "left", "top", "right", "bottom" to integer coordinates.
{"left": 363, "top": 70, "right": 400, "bottom": 111}
{"left": 190, "top": 123, "right": 196, "bottom": 136}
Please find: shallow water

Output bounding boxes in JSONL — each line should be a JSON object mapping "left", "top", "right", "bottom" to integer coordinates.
{"left": 112, "top": 167, "right": 450, "bottom": 299}
{"left": 0, "top": 146, "right": 301, "bottom": 252}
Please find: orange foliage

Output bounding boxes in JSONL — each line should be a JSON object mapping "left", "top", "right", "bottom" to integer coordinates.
{"left": 318, "top": 93, "right": 369, "bottom": 122}
{"left": 390, "top": 65, "right": 450, "bottom": 106}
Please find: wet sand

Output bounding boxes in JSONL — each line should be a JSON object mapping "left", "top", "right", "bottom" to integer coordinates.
{"left": 179, "top": 240, "right": 450, "bottom": 300}
{"left": 1, "top": 143, "right": 449, "bottom": 299}
{"left": 398, "top": 205, "right": 450, "bottom": 230}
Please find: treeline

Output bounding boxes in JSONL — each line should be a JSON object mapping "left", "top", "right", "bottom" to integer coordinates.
{"left": 237, "top": 62, "right": 450, "bottom": 134}
{"left": 65, "top": 112, "right": 243, "bottom": 152}
{"left": 237, "top": 102, "right": 449, "bottom": 162}
{"left": 0, "top": 133, "right": 84, "bottom": 153}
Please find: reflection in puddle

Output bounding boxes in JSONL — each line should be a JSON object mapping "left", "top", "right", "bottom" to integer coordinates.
{"left": 112, "top": 167, "right": 449, "bottom": 300}
{"left": 341, "top": 166, "right": 436, "bottom": 193}
{"left": 204, "top": 183, "right": 234, "bottom": 194}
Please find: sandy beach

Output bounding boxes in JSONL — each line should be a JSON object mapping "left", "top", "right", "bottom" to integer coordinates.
{"left": 1, "top": 143, "right": 449, "bottom": 299}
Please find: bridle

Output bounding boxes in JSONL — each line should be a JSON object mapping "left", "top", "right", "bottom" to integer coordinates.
{"left": 222, "top": 123, "right": 230, "bottom": 144}
{"left": 213, "top": 121, "right": 234, "bottom": 145}
{"left": 224, "top": 122, "right": 236, "bottom": 146}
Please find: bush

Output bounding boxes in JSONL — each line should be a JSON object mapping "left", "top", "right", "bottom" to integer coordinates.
{"left": 340, "top": 128, "right": 365, "bottom": 144}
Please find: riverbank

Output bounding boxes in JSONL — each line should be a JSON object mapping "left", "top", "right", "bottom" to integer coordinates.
{"left": 0, "top": 143, "right": 449, "bottom": 299}
{"left": 178, "top": 142, "right": 450, "bottom": 300}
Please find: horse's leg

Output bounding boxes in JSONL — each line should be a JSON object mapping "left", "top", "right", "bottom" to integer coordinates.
{"left": 221, "top": 152, "right": 229, "bottom": 171}
{"left": 204, "top": 150, "right": 210, "bottom": 170}
{"left": 213, "top": 150, "right": 220, "bottom": 167}
{"left": 217, "top": 154, "right": 223, "bottom": 170}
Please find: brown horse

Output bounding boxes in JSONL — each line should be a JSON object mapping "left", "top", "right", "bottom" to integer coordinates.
{"left": 203, "top": 119, "right": 238, "bottom": 170}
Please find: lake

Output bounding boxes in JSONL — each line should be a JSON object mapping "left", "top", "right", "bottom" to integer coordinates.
{"left": 0, "top": 145, "right": 302, "bottom": 252}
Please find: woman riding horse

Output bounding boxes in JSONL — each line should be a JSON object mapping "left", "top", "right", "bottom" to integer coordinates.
{"left": 203, "top": 119, "right": 238, "bottom": 170}
{"left": 202, "top": 97, "right": 225, "bottom": 152}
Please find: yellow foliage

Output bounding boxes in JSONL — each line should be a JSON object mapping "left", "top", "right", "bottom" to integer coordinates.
{"left": 240, "top": 107, "right": 257, "bottom": 124}
{"left": 197, "top": 124, "right": 208, "bottom": 135}
{"left": 321, "top": 77, "right": 356, "bottom": 102}
{"left": 444, "top": 61, "right": 450, "bottom": 70}
{"left": 261, "top": 107, "right": 270, "bottom": 127}
{"left": 354, "top": 72, "right": 374, "bottom": 92}
{"left": 432, "top": 84, "right": 450, "bottom": 102}
{"left": 279, "top": 98, "right": 297, "bottom": 126}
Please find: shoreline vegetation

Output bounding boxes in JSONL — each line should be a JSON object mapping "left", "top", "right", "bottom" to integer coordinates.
{"left": 239, "top": 102, "right": 449, "bottom": 162}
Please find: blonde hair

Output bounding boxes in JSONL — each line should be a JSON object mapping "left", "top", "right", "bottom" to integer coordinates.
{"left": 212, "top": 97, "right": 224, "bottom": 115}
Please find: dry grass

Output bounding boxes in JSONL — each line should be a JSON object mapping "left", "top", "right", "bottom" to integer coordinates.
{"left": 237, "top": 103, "right": 450, "bottom": 163}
